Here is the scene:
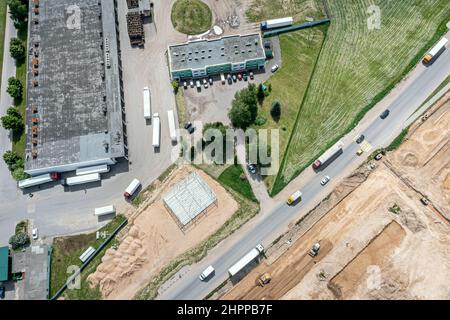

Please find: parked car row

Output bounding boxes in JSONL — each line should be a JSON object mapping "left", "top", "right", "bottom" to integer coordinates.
{"left": 182, "top": 71, "right": 256, "bottom": 90}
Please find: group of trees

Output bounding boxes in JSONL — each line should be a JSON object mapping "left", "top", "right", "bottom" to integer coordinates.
{"left": 7, "top": 0, "right": 29, "bottom": 31}
{"left": 1, "top": 106, "right": 24, "bottom": 132}
{"left": 10, "top": 37, "right": 26, "bottom": 60}
{"left": 3, "top": 150, "right": 27, "bottom": 180}
{"left": 228, "top": 84, "right": 258, "bottom": 129}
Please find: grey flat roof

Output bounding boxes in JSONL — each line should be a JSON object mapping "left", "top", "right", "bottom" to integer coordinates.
{"left": 25, "top": 0, "right": 124, "bottom": 173}
{"left": 169, "top": 33, "right": 265, "bottom": 71}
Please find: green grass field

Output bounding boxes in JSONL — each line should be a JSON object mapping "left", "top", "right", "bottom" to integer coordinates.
{"left": 256, "top": 0, "right": 450, "bottom": 195}
{"left": 0, "top": 2, "right": 7, "bottom": 87}
{"left": 171, "top": 0, "right": 212, "bottom": 35}
{"left": 246, "top": 0, "right": 326, "bottom": 23}
{"left": 49, "top": 215, "right": 126, "bottom": 300}
{"left": 218, "top": 164, "right": 257, "bottom": 202}
{"left": 254, "top": 27, "right": 326, "bottom": 189}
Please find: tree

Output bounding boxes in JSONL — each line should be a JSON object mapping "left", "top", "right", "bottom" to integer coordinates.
{"left": 257, "top": 83, "right": 265, "bottom": 104}
{"left": 7, "top": 76, "right": 23, "bottom": 99}
{"left": 171, "top": 80, "right": 179, "bottom": 93}
{"left": 9, "top": 232, "right": 30, "bottom": 250}
{"left": 12, "top": 167, "right": 29, "bottom": 181}
{"left": 270, "top": 100, "right": 281, "bottom": 121}
{"left": 1, "top": 106, "right": 24, "bottom": 132}
{"left": 3, "top": 150, "right": 21, "bottom": 169}
{"left": 7, "top": 0, "right": 28, "bottom": 31}
{"left": 10, "top": 37, "right": 25, "bottom": 60}
{"left": 228, "top": 100, "right": 253, "bottom": 129}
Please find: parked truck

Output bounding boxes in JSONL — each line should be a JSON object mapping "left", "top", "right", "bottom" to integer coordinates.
{"left": 76, "top": 164, "right": 109, "bottom": 176}
{"left": 18, "top": 172, "right": 60, "bottom": 189}
{"left": 260, "top": 17, "right": 293, "bottom": 31}
{"left": 152, "top": 113, "right": 161, "bottom": 148}
{"left": 312, "top": 140, "right": 344, "bottom": 169}
{"left": 422, "top": 37, "right": 448, "bottom": 65}
{"left": 124, "top": 178, "right": 141, "bottom": 199}
{"left": 287, "top": 190, "right": 302, "bottom": 205}
{"left": 228, "top": 244, "right": 264, "bottom": 277}
{"left": 167, "top": 110, "right": 177, "bottom": 142}
{"left": 143, "top": 87, "right": 151, "bottom": 120}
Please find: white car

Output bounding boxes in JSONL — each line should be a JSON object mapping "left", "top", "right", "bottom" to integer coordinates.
{"left": 320, "top": 175, "right": 330, "bottom": 186}
{"left": 189, "top": 80, "right": 194, "bottom": 88}
{"left": 271, "top": 64, "right": 279, "bottom": 73}
{"left": 32, "top": 228, "right": 38, "bottom": 240}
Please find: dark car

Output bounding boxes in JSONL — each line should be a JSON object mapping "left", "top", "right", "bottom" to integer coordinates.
{"left": 0, "top": 286, "right": 5, "bottom": 299}
{"left": 247, "top": 164, "right": 257, "bottom": 174}
{"left": 184, "top": 122, "right": 192, "bottom": 130}
{"left": 356, "top": 134, "right": 365, "bottom": 144}
{"left": 243, "top": 72, "right": 248, "bottom": 81}
{"left": 380, "top": 109, "right": 390, "bottom": 119}
{"left": 187, "top": 125, "right": 195, "bottom": 134}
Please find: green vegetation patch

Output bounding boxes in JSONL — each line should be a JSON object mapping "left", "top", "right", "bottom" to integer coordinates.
{"left": 0, "top": 1, "right": 7, "bottom": 86}
{"left": 254, "top": 28, "right": 325, "bottom": 190}
{"left": 218, "top": 164, "right": 257, "bottom": 202}
{"left": 386, "top": 128, "right": 409, "bottom": 152}
{"left": 272, "top": 0, "right": 450, "bottom": 195}
{"left": 246, "top": 0, "right": 326, "bottom": 23}
{"left": 49, "top": 215, "right": 126, "bottom": 300}
{"left": 171, "top": 0, "right": 212, "bottom": 35}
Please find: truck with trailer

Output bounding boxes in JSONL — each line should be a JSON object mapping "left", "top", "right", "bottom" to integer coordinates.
{"left": 312, "top": 140, "right": 344, "bottom": 169}
{"left": 143, "top": 87, "right": 152, "bottom": 120}
{"left": 62, "top": 173, "right": 101, "bottom": 186}
{"left": 167, "top": 110, "right": 177, "bottom": 142}
{"left": 18, "top": 172, "right": 60, "bottom": 189}
{"left": 228, "top": 244, "right": 264, "bottom": 277}
{"left": 287, "top": 190, "right": 302, "bottom": 205}
{"left": 152, "top": 113, "right": 161, "bottom": 148}
{"left": 422, "top": 37, "right": 448, "bottom": 65}
{"left": 260, "top": 17, "right": 293, "bottom": 31}
{"left": 124, "top": 178, "right": 141, "bottom": 199}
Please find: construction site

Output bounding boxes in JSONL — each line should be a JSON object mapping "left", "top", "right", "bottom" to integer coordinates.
{"left": 219, "top": 93, "right": 450, "bottom": 300}
{"left": 87, "top": 165, "right": 239, "bottom": 299}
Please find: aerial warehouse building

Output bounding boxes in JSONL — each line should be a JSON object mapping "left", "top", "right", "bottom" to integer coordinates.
{"left": 24, "top": 0, "right": 127, "bottom": 176}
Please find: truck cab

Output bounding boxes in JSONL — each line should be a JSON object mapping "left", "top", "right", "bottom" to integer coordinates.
{"left": 287, "top": 190, "right": 302, "bottom": 205}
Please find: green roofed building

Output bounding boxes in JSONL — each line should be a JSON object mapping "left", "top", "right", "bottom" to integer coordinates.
{"left": 0, "top": 246, "right": 9, "bottom": 282}
{"left": 168, "top": 33, "right": 266, "bottom": 81}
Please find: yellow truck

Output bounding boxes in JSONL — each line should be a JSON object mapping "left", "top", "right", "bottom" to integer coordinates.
{"left": 422, "top": 37, "right": 448, "bottom": 64}
{"left": 287, "top": 190, "right": 302, "bottom": 205}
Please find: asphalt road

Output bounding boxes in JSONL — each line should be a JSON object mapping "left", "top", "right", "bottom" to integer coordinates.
{"left": 159, "top": 46, "right": 450, "bottom": 300}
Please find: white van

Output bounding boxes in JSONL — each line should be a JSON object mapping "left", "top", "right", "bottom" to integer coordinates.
{"left": 220, "top": 73, "right": 225, "bottom": 84}
{"left": 199, "top": 265, "right": 215, "bottom": 281}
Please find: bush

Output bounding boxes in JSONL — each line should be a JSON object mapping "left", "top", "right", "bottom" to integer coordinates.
{"left": 254, "top": 115, "right": 267, "bottom": 126}
{"left": 171, "top": 80, "right": 179, "bottom": 93}
{"left": 3, "top": 150, "right": 21, "bottom": 169}
{"left": 9, "top": 232, "right": 30, "bottom": 250}
{"left": 10, "top": 37, "right": 25, "bottom": 60}
{"left": 12, "top": 167, "right": 29, "bottom": 181}
{"left": 7, "top": 77, "right": 23, "bottom": 99}
{"left": 228, "top": 84, "right": 258, "bottom": 129}
{"left": 270, "top": 100, "right": 281, "bottom": 120}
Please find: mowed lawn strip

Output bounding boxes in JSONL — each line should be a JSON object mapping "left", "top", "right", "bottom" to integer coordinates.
{"left": 273, "top": 0, "right": 450, "bottom": 195}
{"left": 171, "top": 0, "right": 212, "bottom": 35}
{"left": 50, "top": 215, "right": 126, "bottom": 300}
{"left": 255, "top": 27, "right": 326, "bottom": 190}
{"left": 0, "top": 1, "right": 7, "bottom": 87}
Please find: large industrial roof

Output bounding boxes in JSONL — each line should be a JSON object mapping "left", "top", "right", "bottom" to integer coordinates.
{"left": 24, "top": 0, "right": 124, "bottom": 174}
{"left": 169, "top": 33, "right": 265, "bottom": 71}
{"left": 163, "top": 172, "right": 217, "bottom": 227}
{"left": 0, "top": 246, "right": 9, "bottom": 282}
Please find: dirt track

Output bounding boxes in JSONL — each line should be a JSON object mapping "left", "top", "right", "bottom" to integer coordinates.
{"left": 221, "top": 96, "right": 450, "bottom": 300}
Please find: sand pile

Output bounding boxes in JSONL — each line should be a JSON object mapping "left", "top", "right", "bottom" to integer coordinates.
{"left": 88, "top": 226, "right": 147, "bottom": 296}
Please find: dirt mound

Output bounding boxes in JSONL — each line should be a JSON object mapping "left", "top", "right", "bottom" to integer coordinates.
{"left": 398, "top": 209, "right": 426, "bottom": 233}
{"left": 367, "top": 270, "right": 413, "bottom": 300}
{"left": 402, "top": 153, "right": 419, "bottom": 167}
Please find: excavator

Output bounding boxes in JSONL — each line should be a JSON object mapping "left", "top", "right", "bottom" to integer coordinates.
{"left": 257, "top": 273, "right": 272, "bottom": 287}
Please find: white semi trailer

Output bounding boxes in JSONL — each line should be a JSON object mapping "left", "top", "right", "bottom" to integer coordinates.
{"left": 143, "top": 87, "right": 152, "bottom": 120}
{"left": 167, "top": 110, "right": 177, "bottom": 142}
{"left": 152, "top": 113, "right": 161, "bottom": 148}
{"left": 312, "top": 140, "right": 344, "bottom": 169}
{"left": 18, "top": 172, "right": 60, "bottom": 189}
{"left": 63, "top": 173, "right": 101, "bottom": 186}
{"left": 260, "top": 17, "right": 293, "bottom": 30}
{"left": 228, "top": 244, "right": 264, "bottom": 277}
{"left": 423, "top": 37, "right": 448, "bottom": 64}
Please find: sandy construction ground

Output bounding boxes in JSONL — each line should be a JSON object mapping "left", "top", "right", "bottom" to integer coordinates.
{"left": 88, "top": 165, "right": 238, "bottom": 299}
{"left": 222, "top": 98, "right": 450, "bottom": 300}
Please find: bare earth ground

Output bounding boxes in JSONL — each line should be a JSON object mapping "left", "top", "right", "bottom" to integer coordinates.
{"left": 221, "top": 97, "right": 450, "bottom": 300}
{"left": 87, "top": 165, "right": 238, "bottom": 299}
